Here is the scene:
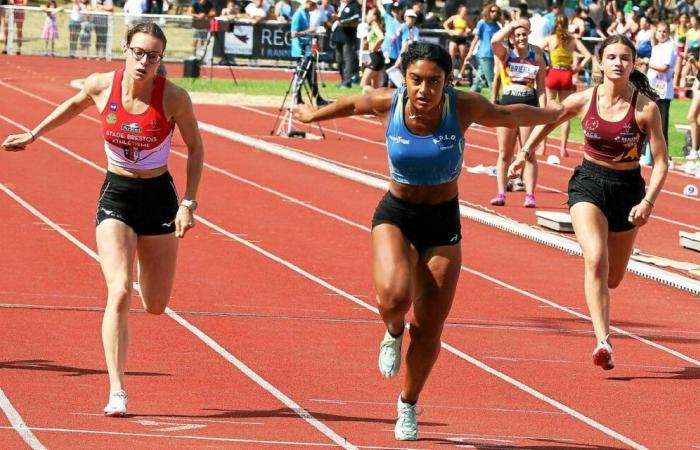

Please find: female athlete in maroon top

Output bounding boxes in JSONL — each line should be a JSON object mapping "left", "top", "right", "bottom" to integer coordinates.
{"left": 510, "top": 34, "right": 668, "bottom": 371}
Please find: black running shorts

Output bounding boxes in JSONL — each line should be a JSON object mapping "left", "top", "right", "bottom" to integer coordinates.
{"left": 96, "top": 171, "right": 179, "bottom": 235}
{"left": 567, "top": 159, "right": 646, "bottom": 232}
{"left": 371, "top": 191, "right": 462, "bottom": 252}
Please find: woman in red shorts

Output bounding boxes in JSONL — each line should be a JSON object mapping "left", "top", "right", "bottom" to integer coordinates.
{"left": 539, "top": 14, "right": 591, "bottom": 157}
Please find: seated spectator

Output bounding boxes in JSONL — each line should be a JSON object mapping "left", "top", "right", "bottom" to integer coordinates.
{"left": 189, "top": 0, "right": 216, "bottom": 55}
{"left": 275, "top": 0, "right": 293, "bottom": 22}
{"left": 245, "top": 0, "right": 270, "bottom": 23}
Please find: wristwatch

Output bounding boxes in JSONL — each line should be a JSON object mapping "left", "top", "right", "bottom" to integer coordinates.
{"left": 519, "top": 147, "right": 532, "bottom": 158}
{"left": 180, "top": 199, "right": 198, "bottom": 211}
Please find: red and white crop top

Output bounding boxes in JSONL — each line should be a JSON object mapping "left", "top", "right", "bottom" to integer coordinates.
{"left": 100, "top": 69, "right": 174, "bottom": 170}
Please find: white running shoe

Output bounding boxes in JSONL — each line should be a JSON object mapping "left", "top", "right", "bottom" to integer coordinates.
{"left": 394, "top": 395, "right": 418, "bottom": 441}
{"left": 378, "top": 328, "right": 403, "bottom": 378}
{"left": 592, "top": 336, "right": 615, "bottom": 370}
{"left": 103, "top": 390, "right": 128, "bottom": 417}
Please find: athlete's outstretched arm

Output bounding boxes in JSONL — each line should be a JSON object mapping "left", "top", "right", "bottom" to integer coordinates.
{"left": 459, "top": 90, "right": 566, "bottom": 130}
{"left": 166, "top": 83, "right": 205, "bottom": 238}
{"left": 507, "top": 89, "right": 590, "bottom": 177}
{"left": 296, "top": 88, "right": 394, "bottom": 125}
{"left": 2, "top": 73, "right": 104, "bottom": 150}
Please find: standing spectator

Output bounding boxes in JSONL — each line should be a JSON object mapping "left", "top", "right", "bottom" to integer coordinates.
{"left": 290, "top": 0, "right": 327, "bottom": 105}
{"left": 310, "top": 0, "right": 335, "bottom": 31}
{"left": 393, "top": 8, "right": 420, "bottom": 68}
{"left": 244, "top": 0, "right": 270, "bottom": 24}
{"left": 543, "top": 3, "right": 561, "bottom": 34}
{"left": 68, "top": 0, "right": 86, "bottom": 57}
{"left": 189, "top": 0, "right": 215, "bottom": 56}
{"left": 643, "top": 21, "right": 677, "bottom": 149}
{"left": 41, "top": 0, "right": 61, "bottom": 56}
{"left": 443, "top": 5, "right": 472, "bottom": 81}
{"left": 409, "top": 0, "right": 425, "bottom": 28}
{"left": 587, "top": 0, "right": 603, "bottom": 28}
{"left": 380, "top": 3, "right": 402, "bottom": 86}
{"left": 635, "top": 16, "right": 654, "bottom": 59}
{"left": 2, "top": 0, "right": 27, "bottom": 54}
{"left": 79, "top": 9, "right": 94, "bottom": 59}
{"left": 672, "top": 12, "right": 689, "bottom": 96}
{"left": 462, "top": 3, "right": 501, "bottom": 94}
{"left": 123, "top": 0, "right": 147, "bottom": 28}
{"left": 331, "top": 0, "right": 360, "bottom": 88}
{"left": 685, "top": 53, "right": 700, "bottom": 160}
{"left": 528, "top": 7, "right": 548, "bottom": 47}
{"left": 92, "top": 0, "right": 113, "bottom": 59}
{"left": 360, "top": 7, "right": 385, "bottom": 92}
{"left": 275, "top": 0, "right": 294, "bottom": 22}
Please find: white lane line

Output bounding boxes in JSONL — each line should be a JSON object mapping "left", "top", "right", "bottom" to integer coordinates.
{"left": 2, "top": 114, "right": 698, "bottom": 360}
{"left": 71, "top": 412, "right": 264, "bottom": 425}
{"left": 0, "top": 388, "right": 47, "bottom": 450}
{"left": 0, "top": 426, "right": 342, "bottom": 447}
{"left": 231, "top": 102, "right": 700, "bottom": 207}
{"left": 193, "top": 214, "right": 648, "bottom": 450}
{"left": 0, "top": 183, "right": 358, "bottom": 450}
{"left": 0, "top": 110, "right": 674, "bottom": 449}
{"left": 308, "top": 398, "right": 563, "bottom": 416}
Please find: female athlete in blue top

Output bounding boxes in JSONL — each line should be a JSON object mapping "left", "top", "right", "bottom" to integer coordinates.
{"left": 297, "top": 42, "right": 565, "bottom": 441}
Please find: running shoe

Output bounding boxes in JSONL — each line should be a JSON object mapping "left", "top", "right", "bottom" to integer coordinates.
{"left": 592, "top": 336, "right": 615, "bottom": 370}
{"left": 523, "top": 194, "right": 536, "bottom": 208}
{"left": 490, "top": 193, "right": 506, "bottom": 206}
{"left": 512, "top": 178, "right": 526, "bottom": 192}
{"left": 103, "top": 390, "right": 128, "bottom": 417}
{"left": 378, "top": 328, "right": 403, "bottom": 378}
{"left": 688, "top": 149, "right": 698, "bottom": 160}
{"left": 394, "top": 395, "right": 418, "bottom": 441}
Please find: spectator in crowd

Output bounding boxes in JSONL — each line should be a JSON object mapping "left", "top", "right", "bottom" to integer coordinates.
{"left": 443, "top": 0, "right": 465, "bottom": 20}
{"left": 635, "top": 15, "right": 654, "bottom": 62}
{"left": 123, "top": 0, "right": 147, "bottom": 28}
{"left": 443, "top": 5, "right": 472, "bottom": 81}
{"left": 331, "top": 0, "right": 360, "bottom": 88}
{"left": 310, "top": 0, "right": 335, "bottom": 31}
{"left": 679, "top": 13, "right": 700, "bottom": 97}
{"left": 40, "top": 0, "right": 61, "bottom": 56}
{"left": 275, "top": 0, "right": 294, "bottom": 22}
{"left": 174, "top": 0, "right": 188, "bottom": 15}
{"left": 673, "top": 12, "right": 689, "bottom": 96}
{"left": 569, "top": 7, "right": 587, "bottom": 38}
{"left": 408, "top": 0, "right": 424, "bottom": 28}
{"left": 587, "top": 0, "right": 603, "bottom": 28}
{"left": 245, "top": 0, "right": 270, "bottom": 24}
{"left": 219, "top": 0, "right": 239, "bottom": 20}
{"left": 543, "top": 3, "right": 561, "bottom": 34}
{"left": 643, "top": 21, "right": 677, "bottom": 150}
{"left": 290, "top": 0, "right": 327, "bottom": 105}
{"left": 359, "top": 6, "right": 384, "bottom": 92}
{"left": 462, "top": 3, "right": 501, "bottom": 94}
{"left": 92, "top": 0, "right": 113, "bottom": 60}
{"left": 189, "top": 0, "right": 215, "bottom": 56}
{"left": 528, "top": 7, "right": 548, "bottom": 47}
{"left": 69, "top": 0, "right": 91, "bottom": 58}
{"left": 685, "top": 52, "right": 700, "bottom": 160}
{"left": 393, "top": 9, "right": 420, "bottom": 67}
{"left": 380, "top": 3, "right": 402, "bottom": 86}
{"left": 79, "top": 10, "right": 94, "bottom": 59}
{"left": 538, "top": 14, "right": 592, "bottom": 158}
{"left": 2, "top": 0, "right": 27, "bottom": 54}
{"left": 0, "top": 0, "right": 6, "bottom": 50}
{"left": 607, "top": 10, "right": 632, "bottom": 37}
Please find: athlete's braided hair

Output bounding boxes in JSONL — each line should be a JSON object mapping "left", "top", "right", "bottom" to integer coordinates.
{"left": 400, "top": 42, "right": 453, "bottom": 82}
{"left": 598, "top": 33, "right": 659, "bottom": 101}
{"left": 125, "top": 22, "right": 168, "bottom": 52}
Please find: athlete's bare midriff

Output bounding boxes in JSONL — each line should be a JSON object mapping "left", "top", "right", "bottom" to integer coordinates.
{"left": 107, "top": 163, "right": 168, "bottom": 178}
{"left": 389, "top": 178, "right": 459, "bottom": 204}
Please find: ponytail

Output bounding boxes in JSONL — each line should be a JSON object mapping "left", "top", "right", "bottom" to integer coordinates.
{"left": 630, "top": 69, "right": 659, "bottom": 101}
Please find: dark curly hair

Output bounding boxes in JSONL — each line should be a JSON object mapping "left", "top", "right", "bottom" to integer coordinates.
{"left": 400, "top": 42, "right": 453, "bottom": 82}
{"left": 598, "top": 33, "right": 659, "bottom": 101}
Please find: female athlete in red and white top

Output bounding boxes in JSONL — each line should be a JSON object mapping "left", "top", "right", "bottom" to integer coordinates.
{"left": 2, "top": 23, "right": 204, "bottom": 416}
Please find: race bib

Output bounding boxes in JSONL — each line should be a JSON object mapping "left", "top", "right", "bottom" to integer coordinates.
{"left": 653, "top": 79, "right": 667, "bottom": 97}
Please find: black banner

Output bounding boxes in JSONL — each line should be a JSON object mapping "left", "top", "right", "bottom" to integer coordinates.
{"left": 214, "top": 20, "right": 449, "bottom": 62}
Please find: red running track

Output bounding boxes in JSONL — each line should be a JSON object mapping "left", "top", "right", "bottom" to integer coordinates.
{"left": 0, "top": 55, "right": 699, "bottom": 449}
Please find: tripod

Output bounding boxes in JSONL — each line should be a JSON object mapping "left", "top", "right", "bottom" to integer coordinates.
{"left": 271, "top": 48, "right": 326, "bottom": 138}
{"left": 199, "top": 20, "right": 238, "bottom": 85}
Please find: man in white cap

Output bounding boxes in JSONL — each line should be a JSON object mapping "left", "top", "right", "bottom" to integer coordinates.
{"left": 391, "top": 8, "right": 421, "bottom": 68}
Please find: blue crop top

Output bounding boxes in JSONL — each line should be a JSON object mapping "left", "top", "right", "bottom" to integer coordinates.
{"left": 385, "top": 86, "right": 464, "bottom": 186}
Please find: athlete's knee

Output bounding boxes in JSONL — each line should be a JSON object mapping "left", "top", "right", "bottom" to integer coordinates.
{"left": 583, "top": 251, "right": 608, "bottom": 278}
{"left": 105, "top": 284, "right": 132, "bottom": 311}
{"left": 375, "top": 283, "right": 411, "bottom": 314}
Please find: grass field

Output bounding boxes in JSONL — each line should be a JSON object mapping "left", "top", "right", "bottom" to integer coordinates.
{"left": 171, "top": 77, "right": 689, "bottom": 159}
